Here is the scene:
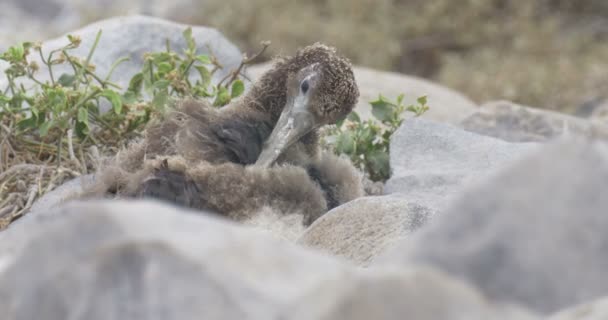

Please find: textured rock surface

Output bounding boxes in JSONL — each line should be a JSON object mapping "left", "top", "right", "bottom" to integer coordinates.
{"left": 385, "top": 118, "right": 537, "bottom": 211}
{"left": 247, "top": 63, "right": 478, "bottom": 124}
{"left": 461, "top": 100, "right": 608, "bottom": 142}
{"left": 27, "top": 174, "right": 94, "bottom": 217}
{"left": 379, "top": 139, "right": 608, "bottom": 314}
{"left": 0, "top": 16, "right": 242, "bottom": 92}
{"left": 0, "top": 200, "right": 537, "bottom": 320}
{"left": 0, "top": 200, "right": 351, "bottom": 320}
{"left": 297, "top": 195, "right": 433, "bottom": 266}
{"left": 285, "top": 267, "right": 538, "bottom": 320}
{"left": 549, "top": 297, "right": 608, "bottom": 320}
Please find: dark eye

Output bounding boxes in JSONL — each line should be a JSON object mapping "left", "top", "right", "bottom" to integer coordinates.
{"left": 300, "top": 79, "right": 309, "bottom": 94}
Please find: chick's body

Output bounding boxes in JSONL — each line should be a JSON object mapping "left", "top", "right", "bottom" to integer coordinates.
{"left": 83, "top": 43, "right": 363, "bottom": 225}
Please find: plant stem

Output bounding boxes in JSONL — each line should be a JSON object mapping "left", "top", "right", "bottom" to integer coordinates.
{"left": 104, "top": 56, "right": 129, "bottom": 83}
{"left": 37, "top": 47, "right": 55, "bottom": 86}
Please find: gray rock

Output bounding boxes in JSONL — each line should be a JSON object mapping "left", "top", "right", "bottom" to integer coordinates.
{"left": 378, "top": 139, "right": 608, "bottom": 314}
{"left": 27, "top": 174, "right": 94, "bottom": 217}
{"left": 460, "top": 101, "right": 608, "bottom": 142}
{"left": 0, "top": 200, "right": 537, "bottom": 320}
{"left": 285, "top": 267, "right": 538, "bottom": 320}
{"left": 297, "top": 195, "right": 434, "bottom": 266}
{"left": 385, "top": 118, "right": 537, "bottom": 211}
{"left": 247, "top": 63, "right": 478, "bottom": 124}
{"left": 0, "top": 2, "right": 198, "bottom": 50}
{"left": 549, "top": 296, "right": 608, "bottom": 320}
{"left": 0, "top": 200, "right": 352, "bottom": 320}
{"left": 0, "top": 16, "right": 242, "bottom": 95}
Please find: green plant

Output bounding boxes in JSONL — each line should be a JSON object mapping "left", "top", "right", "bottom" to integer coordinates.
{"left": 0, "top": 27, "right": 257, "bottom": 227}
{"left": 323, "top": 94, "right": 429, "bottom": 181}
{"left": 0, "top": 28, "right": 256, "bottom": 162}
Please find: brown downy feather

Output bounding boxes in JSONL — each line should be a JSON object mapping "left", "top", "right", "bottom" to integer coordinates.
{"left": 81, "top": 43, "right": 362, "bottom": 225}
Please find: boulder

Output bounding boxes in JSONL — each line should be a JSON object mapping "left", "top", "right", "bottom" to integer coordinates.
{"left": 549, "top": 296, "right": 608, "bottom": 320}
{"left": 385, "top": 118, "right": 537, "bottom": 211}
{"left": 460, "top": 100, "right": 608, "bottom": 142}
{"left": 0, "top": 200, "right": 351, "bottom": 320}
{"left": 27, "top": 174, "right": 94, "bottom": 218}
{"left": 0, "top": 200, "right": 537, "bottom": 320}
{"left": 285, "top": 267, "right": 538, "bottom": 320}
{"left": 378, "top": 139, "right": 608, "bottom": 314}
{"left": 0, "top": 16, "right": 243, "bottom": 93}
{"left": 297, "top": 195, "right": 434, "bottom": 266}
{"left": 247, "top": 63, "right": 478, "bottom": 124}
{"left": 0, "top": 2, "right": 198, "bottom": 51}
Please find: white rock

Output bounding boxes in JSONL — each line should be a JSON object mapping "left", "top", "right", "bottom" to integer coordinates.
{"left": 385, "top": 118, "right": 537, "bottom": 211}
{"left": 298, "top": 195, "right": 433, "bottom": 266}
{"left": 379, "top": 139, "right": 608, "bottom": 314}
{"left": 0, "top": 199, "right": 538, "bottom": 320}
{"left": 549, "top": 296, "right": 608, "bottom": 320}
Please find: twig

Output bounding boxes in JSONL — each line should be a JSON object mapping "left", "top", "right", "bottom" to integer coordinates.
{"left": 37, "top": 46, "right": 55, "bottom": 85}
{"left": 23, "top": 185, "right": 37, "bottom": 209}
{"left": 0, "top": 193, "right": 18, "bottom": 210}
{"left": 66, "top": 129, "right": 79, "bottom": 165}
{"left": 75, "top": 30, "right": 103, "bottom": 89}
{"left": 217, "top": 41, "right": 270, "bottom": 88}
{"left": 0, "top": 205, "right": 15, "bottom": 218}
{"left": 0, "top": 164, "right": 49, "bottom": 182}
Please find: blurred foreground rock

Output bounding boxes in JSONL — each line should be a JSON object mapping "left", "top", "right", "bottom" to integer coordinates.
{"left": 0, "top": 200, "right": 537, "bottom": 320}
{"left": 549, "top": 297, "right": 608, "bottom": 320}
{"left": 379, "top": 139, "right": 608, "bottom": 314}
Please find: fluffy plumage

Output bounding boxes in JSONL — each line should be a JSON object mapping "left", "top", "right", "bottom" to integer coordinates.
{"left": 81, "top": 43, "right": 362, "bottom": 225}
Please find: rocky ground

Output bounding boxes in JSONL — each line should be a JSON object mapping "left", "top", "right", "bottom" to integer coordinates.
{"left": 2, "top": 16, "right": 608, "bottom": 319}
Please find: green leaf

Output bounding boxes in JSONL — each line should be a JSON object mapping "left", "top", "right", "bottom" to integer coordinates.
{"left": 366, "top": 150, "right": 390, "bottom": 181}
{"left": 17, "top": 116, "right": 37, "bottom": 130}
{"left": 397, "top": 94, "right": 405, "bottom": 105}
{"left": 346, "top": 112, "right": 361, "bottom": 123}
{"left": 0, "top": 94, "right": 9, "bottom": 106}
{"left": 195, "top": 66, "right": 211, "bottom": 88}
{"left": 128, "top": 72, "right": 144, "bottom": 95}
{"left": 121, "top": 91, "right": 138, "bottom": 105}
{"left": 8, "top": 43, "right": 25, "bottom": 61}
{"left": 152, "top": 90, "right": 169, "bottom": 110}
{"left": 230, "top": 80, "right": 245, "bottom": 98}
{"left": 417, "top": 95, "right": 427, "bottom": 106}
{"left": 57, "top": 74, "right": 76, "bottom": 87}
{"left": 47, "top": 89, "right": 67, "bottom": 111}
{"left": 39, "top": 120, "right": 53, "bottom": 137}
{"left": 101, "top": 89, "right": 123, "bottom": 114}
{"left": 335, "top": 118, "right": 345, "bottom": 128}
{"left": 196, "top": 55, "right": 211, "bottom": 64}
{"left": 335, "top": 131, "right": 355, "bottom": 155}
{"left": 213, "top": 86, "right": 231, "bottom": 107}
{"left": 77, "top": 107, "right": 89, "bottom": 123}
{"left": 183, "top": 27, "right": 195, "bottom": 51}
{"left": 370, "top": 98, "right": 392, "bottom": 123}
{"left": 75, "top": 120, "right": 88, "bottom": 139}
{"left": 157, "top": 62, "right": 173, "bottom": 74}
{"left": 153, "top": 80, "right": 170, "bottom": 91}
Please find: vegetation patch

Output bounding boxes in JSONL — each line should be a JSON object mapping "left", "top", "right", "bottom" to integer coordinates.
{"left": 0, "top": 29, "right": 427, "bottom": 228}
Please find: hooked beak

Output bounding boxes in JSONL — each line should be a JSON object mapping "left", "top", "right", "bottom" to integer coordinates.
{"left": 256, "top": 96, "right": 316, "bottom": 167}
